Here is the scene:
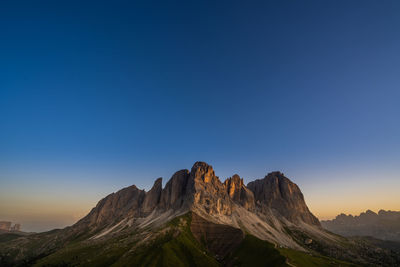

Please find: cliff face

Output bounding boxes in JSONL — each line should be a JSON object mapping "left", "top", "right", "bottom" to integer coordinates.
{"left": 78, "top": 185, "right": 146, "bottom": 227}
{"left": 247, "top": 171, "right": 320, "bottom": 226}
{"left": 191, "top": 162, "right": 233, "bottom": 216}
{"left": 141, "top": 178, "right": 162, "bottom": 216}
{"left": 158, "top": 169, "right": 191, "bottom": 211}
{"left": 223, "top": 174, "right": 255, "bottom": 211}
{"left": 76, "top": 170, "right": 192, "bottom": 229}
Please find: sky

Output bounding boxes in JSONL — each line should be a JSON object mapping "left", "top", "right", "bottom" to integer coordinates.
{"left": 1, "top": 1, "right": 399, "bottom": 232}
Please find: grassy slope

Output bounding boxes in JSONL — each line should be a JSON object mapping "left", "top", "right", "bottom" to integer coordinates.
{"left": 34, "top": 213, "right": 219, "bottom": 267}
{"left": 113, "top": 214, "right": 219, "bottom": 267}
{"left": 228, "top": 234, "right": 287, "bottom": 267}
{"left": 353, "top": 236, "right": 400, "bottom": 252}
{"left": 279, "top": 248, "right": 358, "bottom": 267}
{"left": 0, "top": 233, "right": 25, "bottom": 243}
{"left": 227, "top": 233, "right": 355, "bottom": 267}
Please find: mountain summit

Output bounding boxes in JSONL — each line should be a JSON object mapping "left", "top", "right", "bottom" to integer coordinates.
{"left": 75, "top": 161, "right": 320, "bottom": 248}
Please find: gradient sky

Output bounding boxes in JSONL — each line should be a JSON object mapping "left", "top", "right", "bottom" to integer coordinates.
{"left": 1, "top": 1, "right": 400, "bottom": 232}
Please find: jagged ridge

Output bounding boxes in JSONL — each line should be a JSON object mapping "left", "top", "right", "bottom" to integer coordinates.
{"left": 76, "top": 161, "right": 321, "bottom": 248}
{"left": 321, "top": 209, "right": 400, "bottom": 242}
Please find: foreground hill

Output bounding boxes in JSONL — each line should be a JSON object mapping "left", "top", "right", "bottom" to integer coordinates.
{"left": 0, "top": 162, "right": 399, "bottom": 266}
{"left": 0, "top": 230, "right": 31, "bottom": 243}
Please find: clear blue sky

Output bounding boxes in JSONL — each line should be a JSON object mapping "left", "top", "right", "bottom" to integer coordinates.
{"left": 1, "top": 1, "right": 400, "bottom": 231}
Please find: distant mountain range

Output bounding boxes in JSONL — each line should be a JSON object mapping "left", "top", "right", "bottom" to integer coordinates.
{"left": 321, "top": 210, "right": 400, "bottom": 242}
{"left": 0, "top": 162, "right": 399, "bottom": 266}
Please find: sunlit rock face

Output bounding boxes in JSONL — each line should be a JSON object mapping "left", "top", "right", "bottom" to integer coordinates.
{"left": 224, "top": 174, "right": 255, "bottom": 211}
{"left": 190, "top": 162, "right": 233, "bottom": 216}
{"left": 247, "top": 171, "right": 320, "bottom": 226}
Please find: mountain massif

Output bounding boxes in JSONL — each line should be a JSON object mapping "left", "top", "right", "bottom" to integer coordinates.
{"left": 321, "top": 210, "right": 400, "bottom": 242}
{"left": 1, "top": 162, "right": 399, "bottom": 266}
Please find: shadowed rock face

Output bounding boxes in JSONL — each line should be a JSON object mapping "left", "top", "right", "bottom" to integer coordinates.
{"left": 159, "top": 169, "right": 191, "bottom": 210}
{"left": 247, "top": 171, "right": 320, "bottom": 226}
{"left": 78, "top": 185, "right": 146, "bottom": 227}
{"left": 141, "top": 178, "right": 162, "bottom": 216}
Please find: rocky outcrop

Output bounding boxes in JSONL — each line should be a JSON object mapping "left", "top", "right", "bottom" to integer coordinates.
{"left": 191, "top": 162, "right": 233, "bottom": 216}
{"left": 224, "top": 174, "right": 255, "bottom": 210}
{"left": 247, "top": 171, "right": 320, "bottom": 226}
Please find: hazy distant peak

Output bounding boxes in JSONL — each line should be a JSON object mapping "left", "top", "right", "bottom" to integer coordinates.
{"left": 321, "top": 209, "right": 400, "bottom": 242}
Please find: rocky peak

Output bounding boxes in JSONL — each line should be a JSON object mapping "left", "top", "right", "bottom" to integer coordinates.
{"left": 224, "top": 174, "right": 243, "bottom": 198}
{"left": 378, "top": 210, "right": 400, "bottom": 219}
{"left": 141, "top": 178, "right": 163, "bottom": 216}
{"left": 190, "top": 161, "right": 219, "bottom": 184}
{"left": 159, "top": 169, "right": 191, "bottom": 210}
{"left": 247, "top": 171, "right": 320, "bottom": 226}
{"left": 152, "top": 177, "right": 163, "bottom": 188}
{"left": 336, "top": 213, "right": 352, "bottom": 220}
{"left": 363, "top": 210, "right": 378, "bottom": 216}
{"left": 189, "top": 162, "right": 233, "bottom": 216}
{"left": 223, "top": 174, "right": 255, "bottom": 210}
{"left": 231, "top": 174, "right": 243, "bottom": 184}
